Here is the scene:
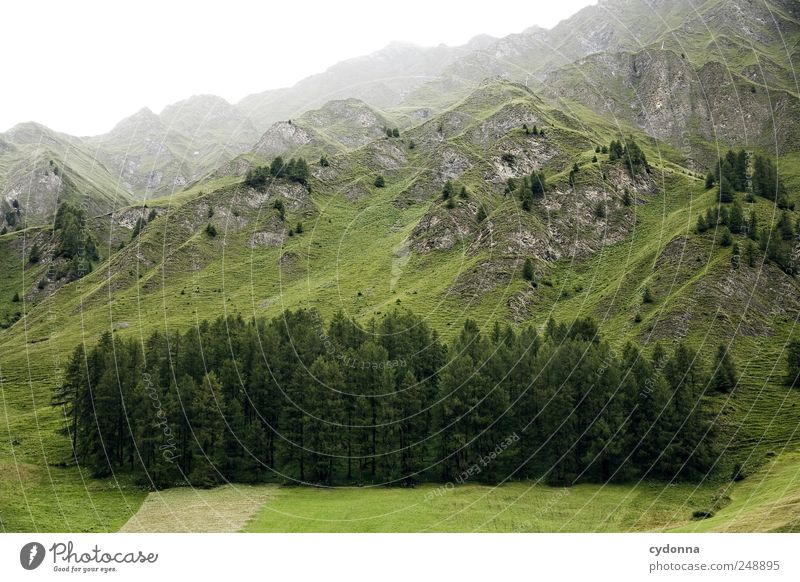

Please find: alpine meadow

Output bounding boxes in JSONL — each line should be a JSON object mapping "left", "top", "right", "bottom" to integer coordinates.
{"left": 2, "top": 0, "right": 800, "bottom": 537}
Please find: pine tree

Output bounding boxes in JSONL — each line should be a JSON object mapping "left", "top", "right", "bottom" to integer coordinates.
{"left": 270, "top": 156, "right": 285, "bottom": 178}
{"left": 273, "top": 199, "right": 286, "bottom": 221}
{"left": 719, "top": 226, "right": 732, "bottom": 247}
{"left": 711, "top": 345, "right": 738, "bottom": 392}
{"left": 786, "top": 340, "right": 800, "bottom": 387}
{"left": 522, "top": 258, "right": 535, "bottom": 282}
{"left": 735, "top": 150, "right": 748, "bottom": 191}
{"left": 306, "top": 356, "right": 344, "bottom": 484}
{"left": 696, "top": 214, "right": 708, "bottom": 233}
{"left": 718, "top": 175, "right": 734, "bottom": 203}
{"left": 29, "top": 242, "right": 41, "bottom": 264}
{"left": 189, "top": 373, "right": 224, "bottom": 487}
{"left": 442, "top": 180, "right": 453, "bottom": 199}
{"left": 662, "top": 344, "right": 716, "bottom": 480}
{"left": 729, "top": 201, "right": 744, "bottom": 233}
{"left": 746, "top": 241, "right": 756, "bottom": 267}
{"left": 747, "top": 211, "right": 758, "bottom": 240}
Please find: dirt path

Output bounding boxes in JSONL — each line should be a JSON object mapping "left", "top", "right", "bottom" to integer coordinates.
{"left": 119, "top": 484, "right": 277, "bottom": 532}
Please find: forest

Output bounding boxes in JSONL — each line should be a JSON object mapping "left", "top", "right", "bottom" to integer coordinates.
{"left": 54, "top": 310, "right": 727, "bottom": 489}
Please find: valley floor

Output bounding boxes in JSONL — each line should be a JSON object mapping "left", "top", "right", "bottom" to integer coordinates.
{"left": 3, "top": 453, "right": 797, "bottom": 533}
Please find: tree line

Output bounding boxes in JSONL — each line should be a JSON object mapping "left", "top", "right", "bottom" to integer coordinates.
{"left": 55, "top": 310, "right": 725, "bottom": 489}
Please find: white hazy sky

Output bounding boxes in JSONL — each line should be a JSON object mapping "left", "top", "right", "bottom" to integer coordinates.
{"left": 1, "top": 0, "right": 596, "bottom": 136}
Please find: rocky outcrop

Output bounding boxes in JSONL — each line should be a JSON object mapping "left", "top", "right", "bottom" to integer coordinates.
{"left": 252, "top": 121, "right": 313, "bottom": 158}
{"left": 544, "top": 47, "right": 800, "bottom": 156}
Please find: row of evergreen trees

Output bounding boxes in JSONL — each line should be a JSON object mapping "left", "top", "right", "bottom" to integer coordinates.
{"left": 245, "top": 157, "right": 311, "bottom": 190}
{"left": 55, "top": 310, "right": 726, "bottom": 489}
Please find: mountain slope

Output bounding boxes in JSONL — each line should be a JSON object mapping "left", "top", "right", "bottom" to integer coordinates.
{"left": 0, "top": 123, "right": 133, "bottom": 229}
{"left": 87, "top": 96, "right": 260, "bottom": 199}
{"left": 542, "top": 47, "right": 800, "bottom": 161}
{"left": 1, "top": 1, "right": 800, "bottom": 534}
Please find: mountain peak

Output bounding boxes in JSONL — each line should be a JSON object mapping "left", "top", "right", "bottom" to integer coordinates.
{"left": 106, "top": 107, "right": 163, "bottom": 137}
{"left": 4, "top": 121, "right": 59, "bottom": 145}
{"left": 160, "top": 94, "right": 233, "bottom": 116}
{"left": 465, "top": 34, "right": 497, "bottom": 50}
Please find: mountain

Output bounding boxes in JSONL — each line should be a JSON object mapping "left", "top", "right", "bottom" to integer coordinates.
{"left": 540, "top": 0, "right": 800, "bottom": 160}
{"left": 0, "top": 122, "right": 133, "bottom": 228}
{"left": 86, "top": 96, "right": 260, "bottom": 199}
{"left": 251, "top": 98, "right": 396, "bottom": 160}
{"left": 237, "top": 37, "right": 495, "bottom": 132}
{"left": 2, "top": 0, "right": 800, "bottom": 533}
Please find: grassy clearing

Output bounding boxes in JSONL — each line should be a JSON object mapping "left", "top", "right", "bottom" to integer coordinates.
{"left": 245, "top": 483, "right": 714, "bottom": 532}
{"left": 672, "top": 451, "right": 800, "bottom": 533}
{"left": 247, "top": 450, "right": 794, "bottom": 532}
{"left": 0, "top": 462, "right": 143, "bottom": 533}
{"left": 243, "top": 481, "right": 717, "bottom": 533}
{"left": 120, "top": 484, "right": 277, "bottom": 533}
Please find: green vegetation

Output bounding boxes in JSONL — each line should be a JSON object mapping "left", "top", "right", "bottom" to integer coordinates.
{"left": 244, "top": 481, "right": 716, "bottom": 533}
{"left": 245, "top": 156, "right": 311, "bottom": 189}
{"left": 1, "top": 69, "right": 799, "bottom": 533}
{"left": 510, "top": 171, "right": 546, "bottom": 211}
{"left": 522, "top": 258, "right": 535, "bottom": 282}
{"left": 61, "top": 310, "right": 719, "bottom": 488}
{"left": 52, "top": 201, "right": 100, "bottom": 281}
{"left": 608, "top": 137, "right": 648, "bottom": 175}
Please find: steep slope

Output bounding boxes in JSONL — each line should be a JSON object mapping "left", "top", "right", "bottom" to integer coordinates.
{"left": 251, "top": 98, "right": 396, "bottom": 161}
{"left": 87, "top": 96, "right": 260, "bottom": 198}
{"left": 0, "top": 123, "right": 133, "bottom": 229}
{"left": 399, "top": 0, "right": 716, "bottom": 111}
{"left": 542, "top": 47, "right": 800, "bottom": 161}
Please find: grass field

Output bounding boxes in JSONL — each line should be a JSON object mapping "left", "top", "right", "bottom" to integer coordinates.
{"left": 0, "top": 462, "right": 143, "bottom": 533}
{"left": 108, "top": 449, "right": 798, "bottom": 533}
{"left": 673, "top": 451, "right": 800, "bottom": 533}
{"left": 242, "top": 482, "right": 716, "bottom": 533}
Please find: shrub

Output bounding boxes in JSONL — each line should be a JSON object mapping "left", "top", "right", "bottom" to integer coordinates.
{"left": 522, "top": 258, "right": 535, "bottom": 282}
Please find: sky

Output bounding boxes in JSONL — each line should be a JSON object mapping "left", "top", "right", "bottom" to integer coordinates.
{"left": 1, "top": 0, "right": 596, "bottom": 136}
